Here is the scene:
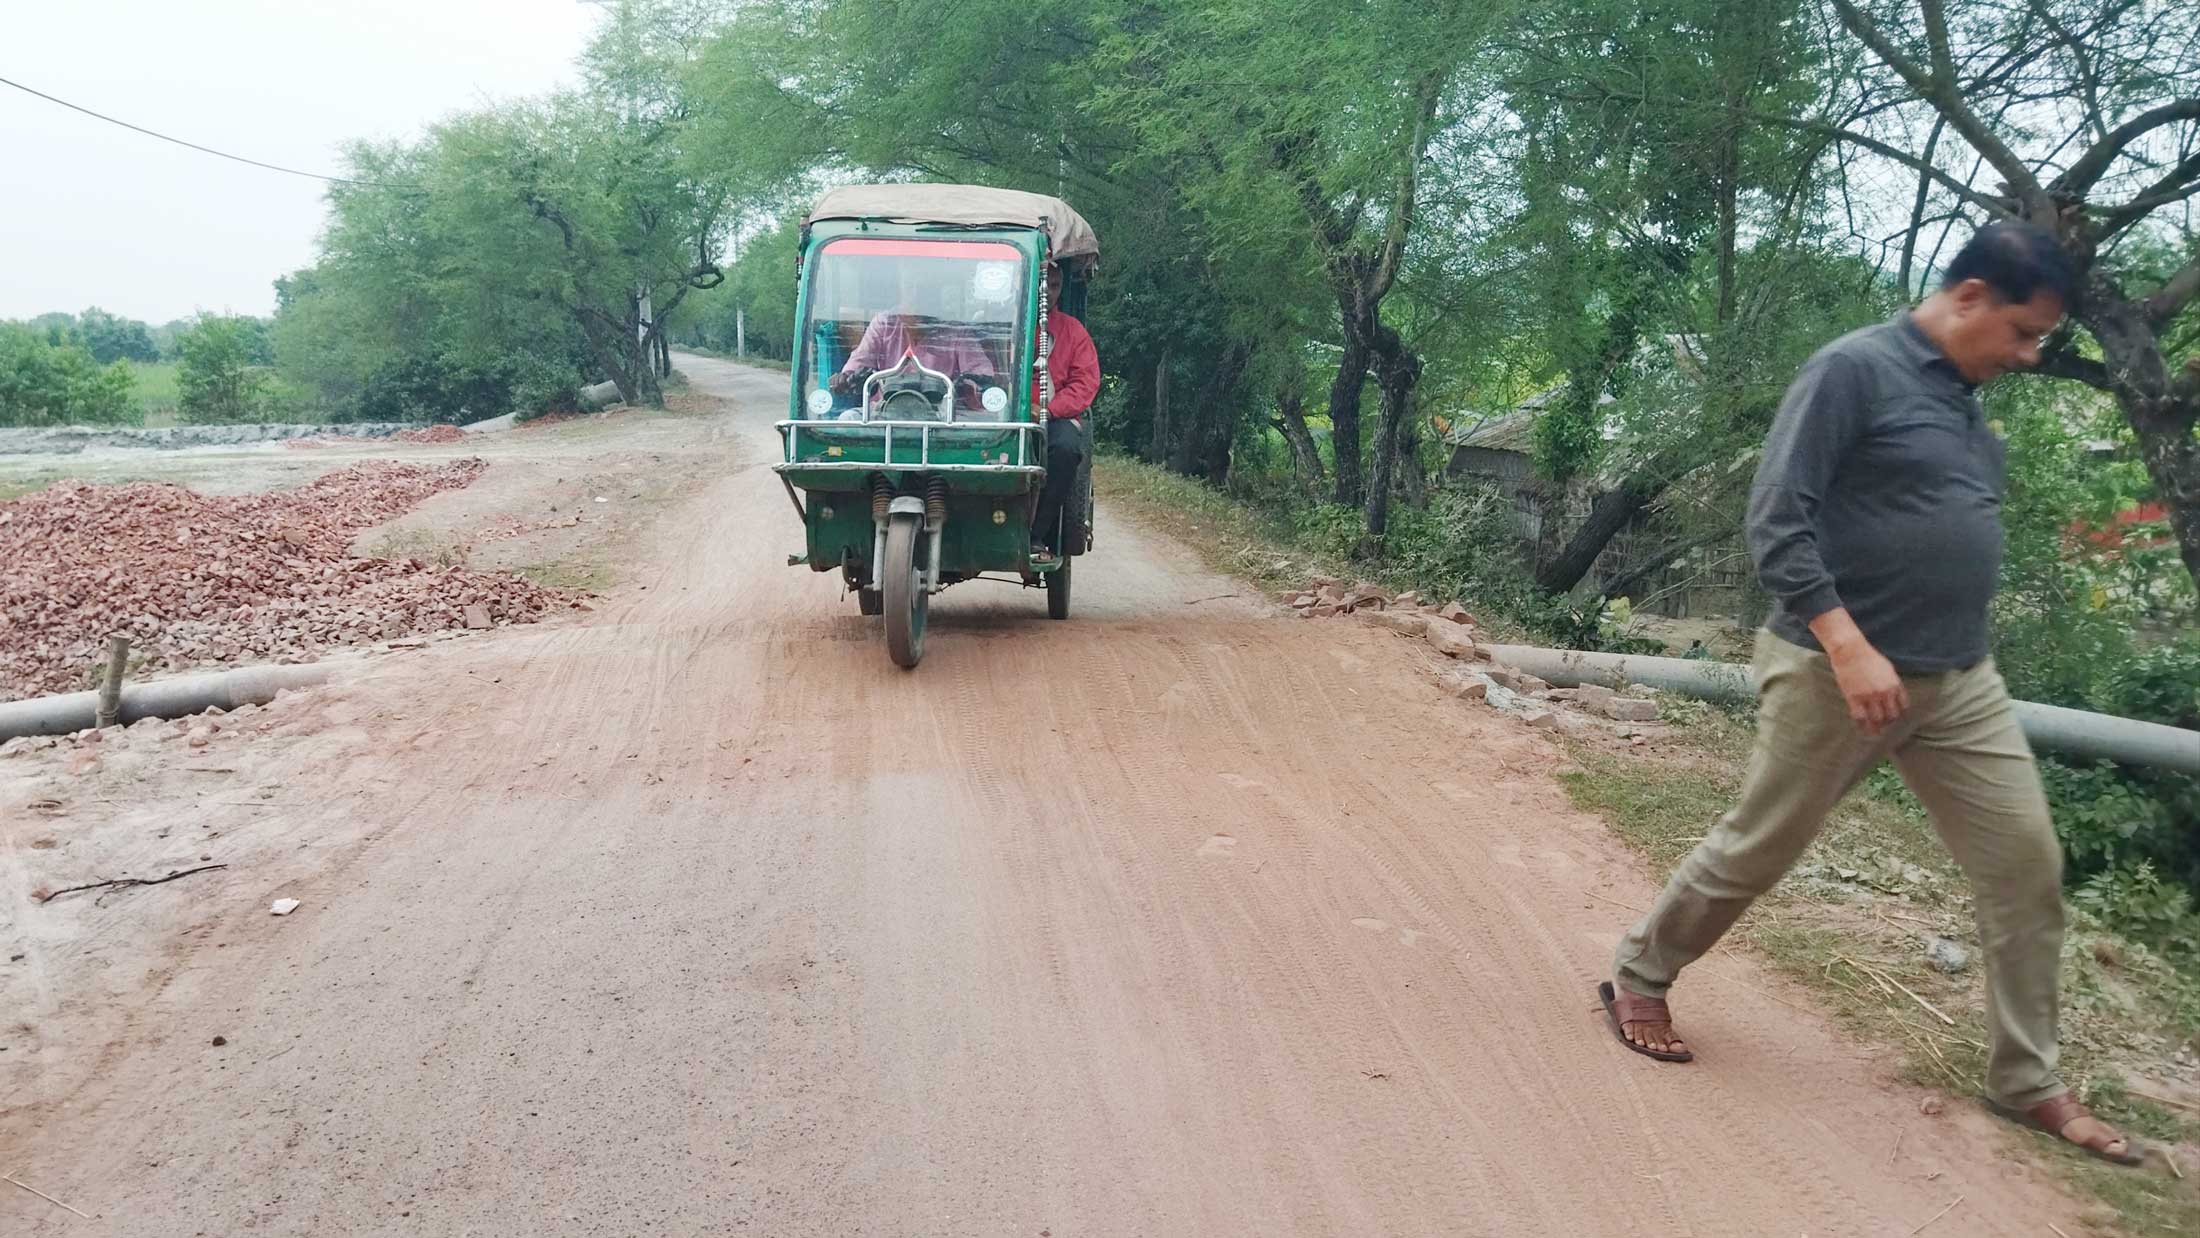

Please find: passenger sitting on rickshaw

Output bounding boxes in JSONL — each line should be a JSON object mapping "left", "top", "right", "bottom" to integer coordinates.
{"left": 1031, "top": 259, "right": 1100, "bottom": 558}
{"left": 828, "top": 299, "right": 996, "bottom": 411}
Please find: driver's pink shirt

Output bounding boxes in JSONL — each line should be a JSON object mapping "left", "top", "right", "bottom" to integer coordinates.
{"left": 841, "top": 313, "right": 997, "bottom": 377}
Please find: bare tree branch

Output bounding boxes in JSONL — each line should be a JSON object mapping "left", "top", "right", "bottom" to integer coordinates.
{"left": 2146, "top": 255, "right": 2200, "bottom": 326}
{"left": 2035, "top": 346, "right": 2115, "bottom": 390}
{"left": 2053, "top": 98, "right": 2200, "bottom": 196}
{"left": 1373, "top": 73, "right": 1444, "bottom": 302}
{"left": 1755, "top": 110, "right": 2011, "bottom": 215}
{"left": 1830, "top": 0, "right": 2046, "bottom": 211}
{"left": 1898, "top": 115, "right": 1948, "bottom": 297}
{"left": 2025, "top": 0, "right": 2110, "bottom": 143}
{"left": 1919, "top": 0, "right": 1958, "bottom": 83}
{"left": 2096, "top": 150, "right": 2200, "bottom": 235}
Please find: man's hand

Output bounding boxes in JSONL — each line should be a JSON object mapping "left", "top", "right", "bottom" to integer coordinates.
{"left": 1808, "top": 607, "right": 1908, "bottom": 736}
{"left": 828, "top": 369, "right": 854, "bottom": 396}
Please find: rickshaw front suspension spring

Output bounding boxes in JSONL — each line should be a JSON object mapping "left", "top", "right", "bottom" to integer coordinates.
{"left": 924, "top": 478, "right": 948, "bottom": 528}
{"left": 870, "top": 476, "right": 892, "bottom": 523}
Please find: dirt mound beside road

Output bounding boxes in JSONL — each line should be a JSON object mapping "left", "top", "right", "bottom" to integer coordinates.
{"left": 285, "top": 424, "right": 468, "bottom": 449}
{"left": 0, "top": 459, "right": 572, "bottom": 701}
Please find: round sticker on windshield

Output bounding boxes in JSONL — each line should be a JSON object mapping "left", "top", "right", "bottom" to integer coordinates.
{"left": 981, "top": 386, "right": 1009, "bottom": 414}
{"left": 973, "top": 262, "right": 1015, "bottom": 301}
{"left": 806, "top": 388, "right": 833, "bottom": 417}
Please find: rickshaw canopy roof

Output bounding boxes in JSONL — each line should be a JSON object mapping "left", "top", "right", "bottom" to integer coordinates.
{"left": 806, "top": 184, "right": 1099, "bottom": 264}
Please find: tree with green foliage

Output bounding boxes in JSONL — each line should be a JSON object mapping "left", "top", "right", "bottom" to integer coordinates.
{"left": 71, "top": 307, "right": 161, "bottom": 364}
{"left": 1093, "top": 0, "right": 1523, "bottom": 544}
{"left": 176, "top": 314, "right": 268, "bottom": 424}
{"left": 685, "top": 0, "right": 1284, "bottom": 483}
{"left": 1804, "top": 0, "right": 2200, "bottom": 586}
{"left": 0, "top": 324, "right": 136, "bottom": 427}
{"left": 1491, "top": 0, "right": 1828, "bottom": 593}
{"left": 272, "top": 2, "right": 735, "bottom": 414}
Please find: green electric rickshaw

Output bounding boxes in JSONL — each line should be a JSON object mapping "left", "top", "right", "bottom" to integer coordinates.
{"left": 773, "top": 184, "right": 1098, "bottom": 669}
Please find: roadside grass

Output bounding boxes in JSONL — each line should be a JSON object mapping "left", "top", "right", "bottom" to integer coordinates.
{"left": 517, "top": 559, "right": 615, "bottom": 591}
{"left": 127, "top": 361, "right": 335, "bottom": 427}
{"left": 0, "top": 472, "right": 67, "bottom": 502}
{"left": 363, "top": 528, "right": 470, "bottom": 569}
{"left": 1095, "top": 451, "right": 1534, "bottom": 643}
{"left": 128, "top": 359, "right": 182, "bottom": 425}
{"left": 1099, "top": 449, "right": 2200, "bottom": 1235}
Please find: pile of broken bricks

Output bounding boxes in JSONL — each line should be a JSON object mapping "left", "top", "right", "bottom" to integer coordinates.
{"left": 1278, "top": 576, "right": 1667, "bottom": 740}
{"left": 0, "top": 461, "right": 575, "bottom": 701}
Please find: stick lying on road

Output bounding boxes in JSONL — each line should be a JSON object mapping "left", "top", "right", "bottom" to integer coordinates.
{"left": 33, "top": 863, "right": 227, "bottom": 904}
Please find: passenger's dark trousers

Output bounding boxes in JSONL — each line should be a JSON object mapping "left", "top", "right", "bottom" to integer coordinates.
{"left": 1031, "top": 416, "right": 1086, "bottom": 552}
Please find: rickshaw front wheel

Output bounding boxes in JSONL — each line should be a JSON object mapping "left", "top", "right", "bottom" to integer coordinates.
{"left": 882, "top": 512, "right": 928, "bottom": 668}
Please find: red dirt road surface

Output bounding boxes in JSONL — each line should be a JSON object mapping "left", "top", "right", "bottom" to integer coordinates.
{"left": 1, "top": 356, "right": 2087, "bottom": 1235}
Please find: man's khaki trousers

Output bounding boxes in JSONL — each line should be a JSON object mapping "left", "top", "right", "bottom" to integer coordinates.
{"left": 1614, "top": 632, "right": 2068, "bottom": 1107}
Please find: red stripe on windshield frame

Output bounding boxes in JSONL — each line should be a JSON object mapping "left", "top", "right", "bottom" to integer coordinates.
{"left": 818, "top": 237, "right": 1022, "bottom": 260}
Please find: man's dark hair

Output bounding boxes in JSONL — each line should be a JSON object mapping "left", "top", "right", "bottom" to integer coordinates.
{"left": 1941, "top": 221, "right": 2078, "bottom": 306}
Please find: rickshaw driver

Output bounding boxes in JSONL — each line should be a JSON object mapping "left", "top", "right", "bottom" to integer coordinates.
{"left": 1031, "top": 259, "right": 1100, "bottom": 558}
{"left": 828, "top": 261, "right": 997, "bottom": 410}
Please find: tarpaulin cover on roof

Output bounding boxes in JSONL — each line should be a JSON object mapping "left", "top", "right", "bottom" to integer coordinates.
{"left": 806, "top": 184, "right": 1099, "bottom": 263}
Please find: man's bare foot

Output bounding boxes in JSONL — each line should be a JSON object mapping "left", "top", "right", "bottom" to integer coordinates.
{"left": 1598, "top": 981, "right": 1694, "bottom": 1062}
{"left": 1990, "top": 1093, "right": 2146, "bottom": 1166}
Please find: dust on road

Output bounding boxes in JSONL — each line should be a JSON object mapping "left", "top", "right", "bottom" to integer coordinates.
{"left": 1, "top": 355, "right": 2082, "bottom": 1235}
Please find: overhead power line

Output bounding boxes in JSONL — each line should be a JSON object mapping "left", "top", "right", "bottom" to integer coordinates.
{"left": 0, "top": 72, "right": 395, "bottom": 188}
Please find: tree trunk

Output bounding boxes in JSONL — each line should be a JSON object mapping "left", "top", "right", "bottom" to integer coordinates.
{"left": 1151, "top": 350, "right": 1171, "bottom": 464}
{"left": 576, "top": 315, "right": 642, "bottom": 406}
{"left": 1273, "top": 385, "right": 1325, "bottom": 493}
{"left": 1361, "top": 325, "right": 1423, "bottom": 548}
{"left": 2136, "top": 406, "right": 2200, "bottom": 585}
{"left": 1169, "top": 342, "right": 1253, "bottom": 482}
{"left": 1328, "top": 335, "right": 1370, "bottom": 509}
{"left": 1714, "top": 135, "right": 1740, "bottom": 326}
{"left": 2088, "top": 296, "right": 2200, "bottom": 584}
{"left": 1400, "top": 420, "right": 1427, "bottom": 511}
{"left": 1534, "top": 472, "right": 1661, "bottom": 594}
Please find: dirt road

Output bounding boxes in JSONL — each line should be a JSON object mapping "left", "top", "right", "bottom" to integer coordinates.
{"left": 3, "top": 355, "right": 2084, "bottom": 1235}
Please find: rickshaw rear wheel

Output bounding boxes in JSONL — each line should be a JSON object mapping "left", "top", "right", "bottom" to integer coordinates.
{"left": 1046, "top": 553, "right": 1071, "bottom": 620}
{"left": 882, "top": 513, "right": 927, "bottom": 668}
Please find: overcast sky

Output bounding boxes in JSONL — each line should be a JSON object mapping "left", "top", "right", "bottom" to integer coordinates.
{"left": 2, "top": 1, "right": 599, "bottom": 324}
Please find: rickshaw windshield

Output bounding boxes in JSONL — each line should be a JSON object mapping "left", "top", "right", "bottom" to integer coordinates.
{"left": 799, "top": 237, "right": 1027, "bottom": 421}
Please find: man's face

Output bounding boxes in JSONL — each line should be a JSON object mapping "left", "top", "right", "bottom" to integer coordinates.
{"left": 1045, "top": 264, "right": 1063, "bottom": 303}
{"left": 1942, "top": 280, "right": 2065, "bottom": 383}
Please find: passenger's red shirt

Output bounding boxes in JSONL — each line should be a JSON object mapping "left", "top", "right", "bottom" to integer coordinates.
{"left": 1041, "top": 310, "right": 1099, "bottom": 420}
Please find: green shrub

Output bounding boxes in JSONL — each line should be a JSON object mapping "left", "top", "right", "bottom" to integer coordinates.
{"left": 2100, "top": 639, "right": 2200, "bottom": 732}
{"left": 176, "top": 315, "right": 270, "bottom": 424}
{"left": 351, "top": 351, "right": 584, "bottom": 424}
{"left": 0, "top": 324, "right": 137, "bottom": 427}
{"left": 2072, "top": 862, "right": 2200, "bottom": 961}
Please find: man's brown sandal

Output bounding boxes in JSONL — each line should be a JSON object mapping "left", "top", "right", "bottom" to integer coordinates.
{"left": 1986, "top": 1093, "right": 2145, "bottom": 1166}
{"left": 1598, "top": 981, "right": 1694, "bottom": 1062}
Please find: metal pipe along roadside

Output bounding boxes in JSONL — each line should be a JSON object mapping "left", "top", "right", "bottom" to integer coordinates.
{"left": 0, "top": 663, "right": 334, "bottom": 741}
{"left": 1484, "top": 644, "right": 2200, "bottom": 776}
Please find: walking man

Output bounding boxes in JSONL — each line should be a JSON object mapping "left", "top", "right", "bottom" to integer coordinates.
{"left": 1597, "top": 221, "right": 2147, "bottom": 1166}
